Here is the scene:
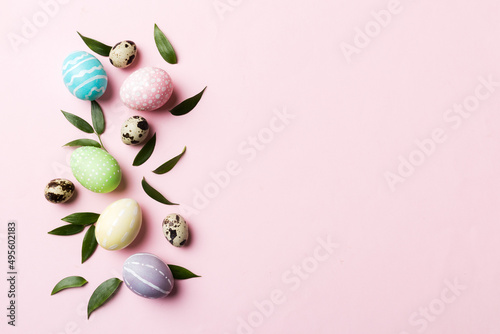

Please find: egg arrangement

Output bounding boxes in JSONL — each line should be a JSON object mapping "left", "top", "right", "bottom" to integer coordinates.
{"left": 47, "top": 29, "right": 202, "bottom": 316}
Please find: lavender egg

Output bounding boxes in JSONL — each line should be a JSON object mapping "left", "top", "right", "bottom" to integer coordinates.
{"left": 122, "top": 253, "right": 174, "bottom": 299}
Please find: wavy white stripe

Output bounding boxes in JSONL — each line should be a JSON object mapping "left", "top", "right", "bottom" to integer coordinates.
{"left": 72, "top": 75, "right": 107, "bottom": 95}
{"left": 123, "top": 267, "right": 168, "bottom": 294}
{"left": 84, "top": 86, "right": 106, "bottom": 100}
{"left": 62, "top": 57, "right": 94, "bottom": 78}
{"left": 62, "top": 53, "right": 88, "bottom": 70}
{"left": 65, "top": 65, "right": 104, "bottom": 87}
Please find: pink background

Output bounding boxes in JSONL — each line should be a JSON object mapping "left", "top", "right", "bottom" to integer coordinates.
{"left": 2, "top": 0, "right": 500, "bottom": 333}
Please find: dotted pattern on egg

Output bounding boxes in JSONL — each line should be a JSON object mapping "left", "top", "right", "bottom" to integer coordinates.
{"left": 70, "top": 147, "right": 121, "bottom": 193}
{"left": 120, "top": 67, "right": 173, "bottom": 111}
{"left": 95, "top": 198, "right": 142, "bottom": 250}
{"left": 122, "top": 253, "right": 174, "bottom": 299}
{"left": 62, "top": 51, "right": 108, "bottom": 101}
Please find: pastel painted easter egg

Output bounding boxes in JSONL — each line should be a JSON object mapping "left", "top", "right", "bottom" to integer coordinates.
{"left": 109, "top": 40, "right": 137, "bottom": 68}
{"left": 95, "top": 199, "right": 142, "bottom": 251}
{"left": 70, "top": 146, "right": 121, "bottom": 193}
{"left": 120, "top": 67, "right": 173, "bottom": 111}
{"left": 162, "top": 214, "right": 189, "bottom": 247}
{"left": 122, "top": 253, "right": 174, "bottom": 299}
{"left": 62, "top": 51, "right": 108, "bottom": 100}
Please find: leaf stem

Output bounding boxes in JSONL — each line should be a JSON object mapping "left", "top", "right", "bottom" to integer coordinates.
{"left": 95, "top": 133, "right": 107, "bottom": 152}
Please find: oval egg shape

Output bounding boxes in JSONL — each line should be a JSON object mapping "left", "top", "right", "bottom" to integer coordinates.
{"left": 62, "top": 51, "right": 108, "bottom": 100}
{"left": 44, "top": 178, "right": 75, "bottom": 204}
{"left": 120, "top": 67, "right": 173, "bottom": 111}
{"left": 95, "top": 198, "right": 142, "bottom": 250}
{"left": 122, "top": 253, "right": 174, "bottom": 299}
{"left": 109, "top": 40, "right": 137, "bottom": 68}
{"left": 70, "top": 146, "right": 121, "bottom": 193}
{"left": 162, "top": 213, "right": 189, "bottom": 247}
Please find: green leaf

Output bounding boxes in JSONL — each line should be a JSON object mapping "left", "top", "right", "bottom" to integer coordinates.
{"left": 61, "top": 110, "right": 94, "bottom": 134}
{"left": 91, "top": 101, "right": 105, "bottom": 135}
{"left": 77, "top": 32, "right": 112, "bottom": 57}
{"left": 62, "top": 212, "right": 100, "bottom": 225}
{"left": 63, "top": 139, "right": 101, "bottom": 148}
{"left": 141, "top": 177, "right": 178, "bottom": 205}
{"left": 51, "top": 276, "right": 88, "bottom": 295}
{"left": 154, "top": 24, "right": 177, "bottom": 64}
{"left": 168, "top": 264, "right": 201, "bottom": 280}
{"left": 48, "top": 224, "right": 85, "bottom": 236}
{"left": 82, "top": 225, "right": 98, "bottom": 264}
{"left": 133, "top": 133, "right": 156, "bottom": 166}
{"left": 87, "top": 278, "right": 122, "bottom": 319}
{"left": 170, "top": 87, "right": 207, "bottom": 116}
{"left": 152, "top": 146, "right": 187, "bottom": 174}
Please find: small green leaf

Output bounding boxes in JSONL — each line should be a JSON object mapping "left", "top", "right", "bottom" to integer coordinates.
{"left": 91, "top": 101, "right": 105, "bottom": 135}
{"left": 168, "top": 264, "right": 201, "bottom": 280}
{"left": 87, "top": 278, "right": 122, "bottom": 319}
{"left": 141, "top": 177, "right": 178, "bottom": 205}
{"left": 154, "top": 24, "right": 177, "bottom": 64}
{"left": 152, "top": 146, "right": 187, "bottom": 174}
{"left": 62, "top": 212, "right": 100, "bottom": 225}
{"left": 82, "top": 225, "right": 98, "bottom": 264}
{"left": 133, "top": 133, "right": 156, "bottom": 166}
{"left": 51, "top": 276, "right": 88, "bottom": 295}
{"left": 170, "top": 87, "right": 207, "bottom": 116}
{"left": 77, "top": 32, "right": 112, "bottom": 57}
{"left": 61, "top": 110, "right": 94, "bottom": 134}
{"left": 63, "top": 139, "right": 101, "bottom": 148}
{"left": 48, "top": 224, "right": 86, "bottom": 236}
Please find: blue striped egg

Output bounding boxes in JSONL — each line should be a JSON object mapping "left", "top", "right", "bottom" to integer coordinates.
{"left": 62, "top": 51, "right": 108, "bottom": 101}
{"left": 123, "top": 253, "right": 174, "bottom": 299}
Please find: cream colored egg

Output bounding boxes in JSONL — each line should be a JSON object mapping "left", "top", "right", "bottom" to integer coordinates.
{"left": 95, "top": 198, "right": 142, "bottom": 250}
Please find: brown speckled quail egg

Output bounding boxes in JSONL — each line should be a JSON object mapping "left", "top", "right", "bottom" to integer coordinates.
{"left": 162, "top": 214, "right": 189, "bottom": 247}
{"left": 44, "top": 178, "right": 75, "bottom": 204}
{"left": 109, "top": 40, "right": 137, "bottom": 68}
{"left": 121, "top": 116, "right": 149, "bottom": 145}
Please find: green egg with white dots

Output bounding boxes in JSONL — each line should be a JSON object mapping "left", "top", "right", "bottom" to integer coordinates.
{"left": 70, "top": 146, "right": 121, "bottom": 193}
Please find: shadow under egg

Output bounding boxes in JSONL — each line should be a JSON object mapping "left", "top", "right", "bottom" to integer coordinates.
{"left": 156, "top": 89, "right": 179, "bottom": 113}
{"left": 96, "top": 71, "right": 116, "bottom": 102}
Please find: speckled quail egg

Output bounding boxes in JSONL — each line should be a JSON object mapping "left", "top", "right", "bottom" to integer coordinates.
{"left": 121, "top": 116, "right": 149, "bottom": 145}
{"left": 109, "top": 40, "right": 137, "bottom": 68}
{"left": 162, "top": 214, "right": 189, "bottom": 247}
{"left": 44, "top": 178, "right": 75, "bottom": 204}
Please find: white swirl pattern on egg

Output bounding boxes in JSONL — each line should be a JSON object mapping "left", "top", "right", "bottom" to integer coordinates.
{"left": 62, "top": 51, "right": 108, "bottom": 101}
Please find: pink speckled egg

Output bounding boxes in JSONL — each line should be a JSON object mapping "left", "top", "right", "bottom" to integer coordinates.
{"left": 120, "top": 67, "right": 173, "bottom": 111}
